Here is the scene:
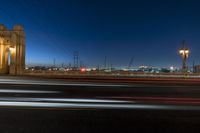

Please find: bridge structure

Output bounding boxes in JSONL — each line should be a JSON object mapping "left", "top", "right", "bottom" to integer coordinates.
{"left": 0, "top": 24, "right": 25, "bottom": 75}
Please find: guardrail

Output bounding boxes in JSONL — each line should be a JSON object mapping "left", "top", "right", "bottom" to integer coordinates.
{"left": 22, "top": 70, "right": 200, "bottom": 78}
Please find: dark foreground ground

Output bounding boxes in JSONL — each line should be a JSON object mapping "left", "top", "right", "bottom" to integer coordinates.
{"left": 1, "top": 109, "right": 200, "bottom": 133}
{"left": 0, "top": 76, "right": 199, "bottom": 132}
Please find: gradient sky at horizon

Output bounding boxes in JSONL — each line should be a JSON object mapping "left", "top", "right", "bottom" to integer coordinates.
{"left": 1, "top": 0, "right": 200, "bottom": 68}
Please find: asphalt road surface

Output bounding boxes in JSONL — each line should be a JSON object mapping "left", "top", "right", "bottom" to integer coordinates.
{"left": 0, "top": 76, "right": 200, "bottom": 132}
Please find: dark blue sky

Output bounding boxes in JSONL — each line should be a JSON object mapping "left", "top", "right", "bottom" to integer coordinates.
{"left": 1, "top": 0, "right": 200, "bottom": 67}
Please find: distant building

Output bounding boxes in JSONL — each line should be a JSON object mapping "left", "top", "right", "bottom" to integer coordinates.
{"left": 138, "top": 66, "right": 159, "bottom": 73}
{"left": 160, "top": 68, "right": 170, "bottom": 73}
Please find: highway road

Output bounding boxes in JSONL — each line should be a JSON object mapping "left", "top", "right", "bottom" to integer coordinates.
{"left": 0, "top": 76, "right": 200, "bottom": 132}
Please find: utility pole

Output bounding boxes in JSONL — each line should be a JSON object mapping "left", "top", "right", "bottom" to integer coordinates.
{"left": 80, "top": 60, "right": 84, "bottom": 68}
{"left": 68, "top": 62, "right": 71, "bottom": 69}
{"left": 128, "top": 57, "right": 134, "bottom": 69}
{"left": 193, "top": 60, "right": 195, "bottom": 73}
{"left": 110, "top": 64, "right": 113, "bottom": 71}
{"left": 61, "top": 63, "right": 64, "bottom": 68}
{"left": 73, "top": 51, "right": 79, "bottom": 70}
{"left": 97, "top": 64, "right": 100, "bottom": 70}
{"left": 104, "top": 56, "right": 107, "bottom": 69}
{"left": 53, "top": 58, "right": 56, "bottom": 67}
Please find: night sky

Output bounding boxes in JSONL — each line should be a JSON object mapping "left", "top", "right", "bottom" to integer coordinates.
{"left": 1, "top": 0, "right": 200, "bottom": 68}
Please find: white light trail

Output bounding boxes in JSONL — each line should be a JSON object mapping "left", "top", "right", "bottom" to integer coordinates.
{"left": 0, "top": 101, "right": 198, "bottom": 110}
{"left": 0, "top": 79, "right": 129, "bottom": 87}
{"left": 0, "top": 97, "right": 132, "bottom": 103}
{"left": 0, "top": 89, "right": 59, "bottom": 94}
{"left": 0, "top": 97, "right": 197, "bottom": 110}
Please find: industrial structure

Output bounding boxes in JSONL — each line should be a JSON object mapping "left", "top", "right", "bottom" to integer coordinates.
{"left": 0, "top": 24, "right": 25, "bottom": 75}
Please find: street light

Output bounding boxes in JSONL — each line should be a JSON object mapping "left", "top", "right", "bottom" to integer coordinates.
{"left": 179, "top": 41, "right": 190, "bottom": 73}
{"left": 9, "top": 46, "right": 15, "bottom": 52}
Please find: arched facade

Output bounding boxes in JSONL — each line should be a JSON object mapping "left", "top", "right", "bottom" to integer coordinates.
{"left": 0, "top": 24, "right": 25, "bottom": 75}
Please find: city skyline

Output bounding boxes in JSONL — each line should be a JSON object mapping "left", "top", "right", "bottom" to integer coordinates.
{"left": 1, "top": 0, "right": 200, "bottom": 67}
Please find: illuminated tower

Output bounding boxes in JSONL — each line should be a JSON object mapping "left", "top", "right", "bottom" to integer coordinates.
{"left": 0, "top": 24, "right": 25, "bottom": 75}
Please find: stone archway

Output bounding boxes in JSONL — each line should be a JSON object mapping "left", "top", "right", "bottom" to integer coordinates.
{"left": 0, "top": 24, "right": 25, "bottom": 75}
